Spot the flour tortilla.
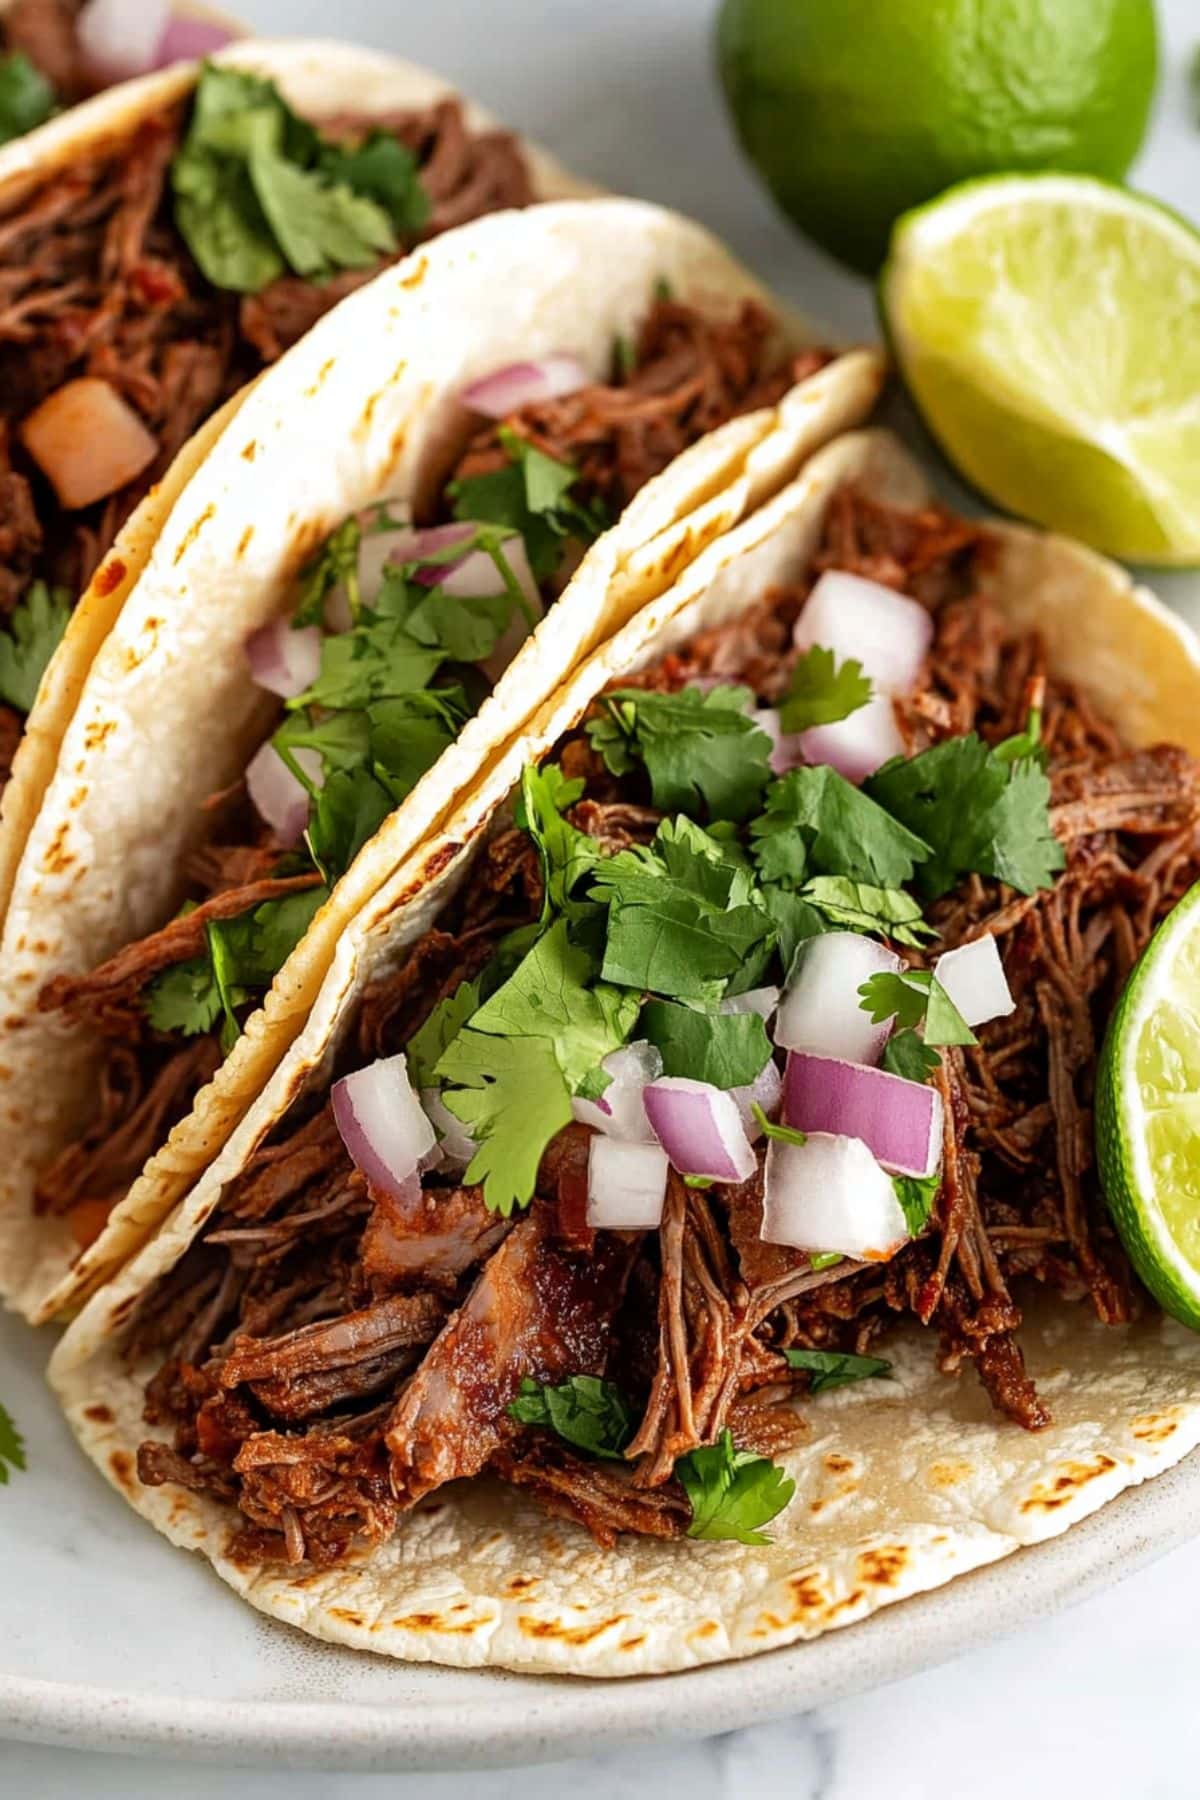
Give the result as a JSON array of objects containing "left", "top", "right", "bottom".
[
  {"left": 0, "top": 182, "right": 883, "bottom": 1322},
  {"left": 51, "top": 427, "right": 1200, "bottom": 1675}
]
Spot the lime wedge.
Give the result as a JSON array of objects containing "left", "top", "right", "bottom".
[
  {"left": 1097, "top": 884, "right": 1200, "bottom": 1328},
  {"left": 881, "top": 175, "right": 1200, "bottom": 565}
]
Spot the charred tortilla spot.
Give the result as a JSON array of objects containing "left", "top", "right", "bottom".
[
  {"left": 690, "top": 1620, "right": 720, "bottom": 1640},
  {"left": 329, "top": 1606, "right": 364, "bottom": 1627},
  {"left": 304, "top": 358, "right": 337, "bottom": 399},
  {"left": 503, "top": 1575, "right": 538, "bottom": 1596},
  {"left": 823, "top": 1453, "right": 853, "bottom": 1475},
  {"left": 927, "top": 1459, "right": 973, "bottom": 1489},
  {"left": 241, "top": 440, "right": 258, "bottom": 462},
  {"left": 83, "top": 719, "right": 115, "bottom": 752},
  {"left": 857, "top": 1545, "right": 909, "bottom": 1589},
  {"left": 83, "top": 1404, "right": 113, "bottom": 1424},
  {"left": 1019, "top": 1455, "right": 1120, "bottom": 1513},
  {"left": 173, "top": 503, "right": 215, "bottom": 566},
  {"left": 109, "top": 1449, "right": 135, "bottom": 1493},
  {"left": 620, "top": 1634, "right": 647, "bottom": 1651},
  {"left": 237, "top": 526, "right": 254, "bottom": 560},
  {"left": 398, "top": 258, "right": 427, "bottom": 290},
  {"left": 1131, "top": 1410, "right": 1180, "bottom": 1443},
  {"left": 40, "top": 821, "right": 74, "bottom": 876},
  {"left": 517, "top": 1613, "right": 628, "bottom": 1647},
  {"left": 93, "top": 557, "right": 126, "bottom": 598},
  {"left": 388, "top": 1611, "right": 486, "bottom": 1635}
]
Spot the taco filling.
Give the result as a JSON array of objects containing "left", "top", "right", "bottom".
[
  {"left": 0, "top": 54, "right": 540, "bottom": 780},
  {"left": 123, "top": 481, "right": 1200, "bottom": 1566},
  {"left": 34, "top": 297, "right": 829, "bottom": 1249}
]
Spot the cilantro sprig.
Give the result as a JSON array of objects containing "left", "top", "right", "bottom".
[
  {"left": 858, "top": 968, "right": 976, "bottom": 1048},
  {"left": 507, "top": 1376, "right": 635, "bottom": 1459},
  {"left": 0, "top": 52, "right": 56, "bottom": 147},
  {"left": 588, "top": 685, "right": 774, "bottom": 823},
  {"left": 449, "top": 428, "right": 607, "bottom": 584},
  {"left": 0, "top": 581, "right": 71, "bottom": 715},
  {"left": 779, "top": 645, "right": 871, "bottom": 733},
  {"left": 0, "top": 1403, "right": 25, "bottom": 1484},
  {"left": 676, "top": 1430, "right": 795, "bottom": 1545},
  {"left": 781, "top": 1349, "right": 892, "bottom": 1394}
]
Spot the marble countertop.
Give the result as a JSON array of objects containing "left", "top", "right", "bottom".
[{"left": 8, "top": 0, "right": 1200, "bottom": 1792}]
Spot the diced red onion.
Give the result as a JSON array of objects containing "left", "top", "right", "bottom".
[
  {"left": 586, "top": 1137, "right": 669, "bottom": 1230},
  {"left": 784, "top": 1052, "right": 942, "bottom": 1179},
  {"left": 461, "top": 355, "right": 590, "bottom": 419},
  {"left": 244, "top": 618, "right": 321, "bottom": 699},
  {"left": 719, "top": 986, "right": 780, "bottom": 1022},
  {"left": 332, "top": 1054, "right": 436, "bottom": 1201},
  {"left": 733, "top": 1056, "right": 784, "bottom": 1139},
  {"left": 643, "top": 1078, "right": 757, "bottom": 1184},
  {"left": 78, "top": 0, "right": 170, "bottom": 82},
  {"left": 572, "top": 1041, "right": 662, "bottom": 1142},
  {"left": 384, "top": 520, "right": 474, "bottom": 583},
  {"left": 794, "top": 571, "right": 933, "bottom": 696},
  {"left": 800, "top": 694, "right": 905, "bottom": 785},
  {"left": 775, "top": 933, "right": 903, "bottom": 1066},
  {"left": 761, "top": 1132, "right": 909, "bottom": 1259},
  {"left": 934, "top": 934, "right": 1015, "bottom": 1028},
  {"left": 320, "top": 506, "right": 420, "bottom": 627},
  {"left": 420, "top": 1087, "right": 477, "bottom": 1173},
  {"left": 153, "top": 12, "right": 237, "bottom": 65},
  {"left": 749, "top": 707, "right": 805, "bottom": 776},
  {"left": 245, "top": 743, "right": 323, "bottom": 848}
]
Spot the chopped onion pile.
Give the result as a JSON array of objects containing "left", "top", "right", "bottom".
[
  {"left": 244, "top": 619, "right": 321, "bottom": 699},
  {"left": 77, "top": 0, "right": 235, "bottom": 83},
  {"left": 761, "top": 1132, "right": 908, "bottom": 1259},
  {"left": 245, "top": 742, "right": 322, "bottom": 848},
  {"left": 642, "top": 1078, "right": 756, "bottom": 1184},
  {"left": 933, "top": 934, "right": 1014, "bottom": 1028},
  {"left": 572, "top": 1041, "right": 662, "bottom": 1142},
  {"left": 784, "top": 1051, "right": 942, "bottom": 1179},
  {"left": 332, "top": 1053, "right": 436, "bottom": 1201},
  {"left": 461, "top": 355, "right": 590, "bottom": 418},
  {"left": 20, "top": 378, "right": 157, "bottom": 510},
  {"left": 586, "top": 1137, "right": 670, "bottom": 1230},
  {"left": 800, "top": 693, "right": 906, "bottom": 787},
  {"left": 775, "top": 932, "right": 902, "bottom": 1065},
  {"left": 420, "top": 1087, "right": 477, "bottom": 1173},
  {"left": 794, "top": 571, "right": 933, "bottom": 695}
]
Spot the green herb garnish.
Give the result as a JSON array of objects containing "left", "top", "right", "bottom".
[{"left": 782, "top": 1349, "right": 892, "bottom": 1394}]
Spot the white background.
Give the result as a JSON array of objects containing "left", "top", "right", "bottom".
[{"left": 6, "top": 0, "right": 1200, "bottom": 1793}]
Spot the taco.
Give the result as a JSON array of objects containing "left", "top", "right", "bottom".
[
  {"left": 0, "top": 191, "right": 883, "bottom": 1320},
  {"left": 50, "top": 426, "right": 1200, "bottom": 1675},
  {"left": 0, "top": 33, "right": 594, "bottom": 914}
]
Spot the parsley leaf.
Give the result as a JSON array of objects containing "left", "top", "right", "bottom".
[
  {"left": 881, "top": 1028, "right": 941, "bottom": 1082},
  {"left": 779, "top": 645, "right": 872, "bottom": 733},
  {"left": 407, "top": 980, "right": 479, "bottom": 1091},
  {"left": 0, "top": 1403, "right": 24, "bottom": 1484},
  {"left": 507, "top": 1375, "right": 635, "bottom": 1460},
  {"left": 0, "top": 51, "right": 55, "bottom": 146},
  {"left": 440, "top": 1033, "right": 573, "bottom": 1215},
  {"left": 0, "top": 581, "right": 71, "bottom": 714},
  {"left": 800, "top": 875, "right": 936, "bottom": 948},
  {"left": 782, "top": 1349, "right": 892, "bottom": 1394},
  {"left": 750, "top": 766, "right": 931, "bottom": 889},
  {"left": 515, "top": 762, "right": 600, "bottom": 922},
  {"left": 676, "top": 1430, "right": 795, "bottom": 1545},
  {"left": 858, "top": 969, "right": 976, "bottom": 1046},
  {"left": 641, "top": 1000, "right": 771, "bottom": 1088},
  {"left": 866, "top": 733, "right": 1064, "bottom": 899},
  {"left": 588, "top": 685, "right": 773, "bottom": 823},
  {"left": 894, "top": 1171, "right": 940, "bottom": 1235}
]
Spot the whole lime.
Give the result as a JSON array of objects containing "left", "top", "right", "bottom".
[{"left": 716, "top": 0, "right": 1159, "bottom": 273}]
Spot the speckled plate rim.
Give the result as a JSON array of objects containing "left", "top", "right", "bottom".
[{"left": 2, "top": 1447, "right": 1196, "bottom": 1771}]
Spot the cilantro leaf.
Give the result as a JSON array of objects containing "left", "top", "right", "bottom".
[
  {"left": 293, "top": 618, "right": 445, "bottom": 711},
  {"left": 407, "top": 980, "right": 480, "bottom": 1092},
  {"left": 858, "top": 969, "right": 976, "bottom": 1047},
  {"left": 676, "top": 1430, "right": 795, "bottom": 1545},
  {"left": 800, "top": 876, "right": 936, "bottom": 948},
  {"left": 143, "top": 885, "right": 325, "bottom": 1045},
  {"left": 273, "top": 706, "right": 370, "bottom": 777},
  {"left": 0, "top": 581, "right": 71, "bottom": 714},
  {"left": 779, "top": 645, "right": 872, "bottom": 733},
  {"left": 507, "top": 1375, "right": 635, "bottom": 1460},
  {"left": 641, "top": 1001, "right": 771, "bottom": 1088},
  {"left": 894, "top": 1171, "right": 940, "bottom": 1235},
  {"left": 750, "top": 766, "right": 931, "bottom": 889},
  {"left": 0, "top": 1403, "right": 25, "bottom": 1484},
  {"left": 440, "top": 1033, "right": 573, "bottom": 1215},
  {"left": 865, "top": 733, "right": 1064, "bottom": 899},
  {"left": 881, "top": 1028, "right": 941, "bottom": 1082},
  {"left": 306, "top": 765, "right": 393, "bottom": 884},
  {"left": 142, "top": 955, "right": 224, "bottom": 1038},
  {"left": 516, "top": 762, "right": 600, "bottom": 922},
  {"left": 782, "top": 1349, "right": 892, "bottom": 1394},
  {"left": 588, "top": 686, "right": 773, "bottom": 823},
  {"left": 0, "top": 52, "right": 55, "bottom": 146},
  {"left": 758, "top": 885, "right": 828, "bottom": 977},
  {"left": 293, "top": 516, "right": 361, "bottom": 628},
  {"left": 368, "top": 690, "right": 467, "bottom": 801},
  {"left": 597, "top": 881, "right": 774, "bottom": 1001},
  {"left": 317, "top": 130, "right": 430, "bottom": 237},
  {"left": 248, "top": 146, "right": 395, "bottom": 280},
  {"left": 448, "top": 429, "right": 606, "bottom": 584}
]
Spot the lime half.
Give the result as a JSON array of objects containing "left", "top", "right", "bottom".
[
  {"left": 1097, "top": 884, "right": 1200, "bottom": 1328},
  {"left": 881, "top": 175, "right": 1200, "bottom": 565}
]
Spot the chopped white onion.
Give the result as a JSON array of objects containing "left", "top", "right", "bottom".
[
  {"left": 794, "top": 570, "right": 933, "bottom": 695},
  {"left": 321, "top": 505, "right": 421, "bottom": 626},
  {"left": 332, "top": 1053, "right": 436, "bottom": 1201},
  {"left": 245, "top": 743, "right": 323, "bottom": 848},
  {"left": 784, "top": 1052, "right": 943, "bottom": 1179},
  {"left": 719, "top": 985, "right": 781, "bottom": 1023},
  {"left": 384, "top": 520, "right": 474, "bottom": 588},
  {"left": 78, "top": 0, "right": 170, "bottom": 82},
  {"left": 20, "top": 378, "right": 157, "bottom": 510},
  {"left": 749, "top": 707, "right": 804, "bottom": 776},
  {"left": 153, "top": 13, "right": 237, "bottom": 64},
  {"left": 643, "top": 1078, "right": 757, "bottom": 1184},
  {"left": 800, "top": 693, "right": 905, "bottom": 785},
  {"left": 244, "top": 618, "right": 321, "bottom": 699},
  {"left": 586, "top": 1136, "right": 670, "bottom": 1230},
  {"left": 420, "top": 1087, "right": 477, "bottom": 1173},
  {"left": 761, "top": 1132, "right": 909, "bottom": 1259},
  {"left": 733, "top": 1056, "right": 784, "bottom": 1139},
  {"left": 775, "top": 933, "right": 903, "bottom": 1066},
  {"left": 572, "top": 1041, "right": 662, "bottom": 1142},
  {"left": 461, "top": 355, "right": 590, "bottom": 419},
  {"left": 933, "top": 934, "right": 1015, "bottom": 1028}
]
